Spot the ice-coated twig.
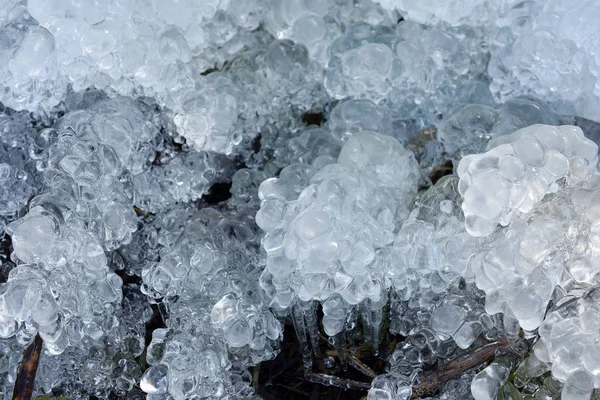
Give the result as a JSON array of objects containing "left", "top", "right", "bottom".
[
  {"left": 411, "top": 338, "right": 509, "bottom": 399},
  {"left": 305, "top": 372, "right": 372, "bottom": 390},
  {"left": 330, "top": 333, "right": 349, "bottom": 371},
  {"left": 347, "top": 353, "right": 378, "bottom": 379},
  {"left": 12, "top": 334, "right": 43, "bottom": 400}
]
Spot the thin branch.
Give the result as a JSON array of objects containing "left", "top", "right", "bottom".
[
  {"left": 411, "top": 338, "right": 508, "bottom": 399},
  {"left": 12, "top": 334, "right": 43, "bottom": 400},
  {"left": 347, "top": 352, "right": 378, "bottom": 379},
  {"left": 305, "top": 372, "right": 371, "bottom": 391}
]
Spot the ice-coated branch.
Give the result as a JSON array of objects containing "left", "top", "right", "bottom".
[{"left": 411, "top": 338, "right": 508, "bottom": 399}]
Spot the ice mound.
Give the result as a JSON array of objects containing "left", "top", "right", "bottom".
[
  {"left": 0, "top": 6, "right": 63, "bottom": 112},
  {"left": 2, "top": 1, "right": 600, "bottom": 399},
  {"left": 33, "top": 289, "right": 151, "bottom": 398},
  {"left": 437, "top": 97, "right": 562, "bottom": 161},
  {"left": 0, "top": 108, "right": 41, "bottom": 232},
  {"left": 264, "top": 0, "right": 395, "bottom": 65},
  {"left": 535, "top": 289, "right": 600, "bottom": 399},
  {"left": 257, "top": 132, "right": 420, "bottom": 322},
  {"left": 0, "top": 97, "right": 159, "bottom": 354},
  {"left": 374, "top": 0, "right": 510, "bottom": 26},
  {"left": 458, "top": 124, "right": 598, "bottom": 237},
  {"left": 141, "top": 206, "right": 282, "bottom": 392},
  {"left": 488, "top": 0, "right": 600, "bottom": 121}
]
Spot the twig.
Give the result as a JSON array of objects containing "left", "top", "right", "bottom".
[
  {"left": 347, "top": 352, "right": 377, "bottom": 379},
  {"left": 411, "top": 338, "right": 508, "bottom": 399},
  {"left": 305, "top": 372, "right": 371, "bottom": 391},
  {"left": 12, "top": 334, "right": 43, "bottom": 400}
]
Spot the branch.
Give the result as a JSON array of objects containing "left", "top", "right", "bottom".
[
  {"left": 411, "top": 338, "right": 508, "bottom": 399},
  {"left": 12, "top": 334, "right": 43, "bottom": 400}
]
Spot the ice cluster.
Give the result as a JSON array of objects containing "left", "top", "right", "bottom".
[
  {"left": 1, "top": 97, "right": 159, "bottom": 355},
  {"left": 140, "top": 206, "right": 281, "bottom": 399},
  {"left": 458, "top": 124, "right": 598, "bottom": 237},
  {"left": 488, "top": 0, "right": 600, "bottom": 120},
  {"left": 0, "top": 108, "right": 40, "bottom": 232},
  {"left": 257, "top": 132, "right": 419, "bottom": 328},
  {"left": 34, "top": 288, "right": 151, "bottom": 398},
  {"left": 2, "top": 0, "right": 600, "bottom": 400}
]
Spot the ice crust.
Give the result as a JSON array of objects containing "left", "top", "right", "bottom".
[{"left": 0, "top": 1, "right": 600, "bottom": 400}]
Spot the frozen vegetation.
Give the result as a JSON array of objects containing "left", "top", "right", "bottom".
[{"left": 1, "top": 1, "right": 600, "bottom": 400}]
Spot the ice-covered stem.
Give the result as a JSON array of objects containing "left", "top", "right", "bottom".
[
  {"left": 411, "top": 338, "right": 508, "bottom": 399},
  {"left": 300, "top": 300, "right": 322, "bottom": 358},
  {"left": 12, "top": 334, "right": 43, "bottom": 400},
  {"left": 330, "top": 332, "right": 349, "bottom": 371},
  {"left": 291, "top": 302, "right": 312, "bottom": 370},
  {"left": 305, "top": 372, "right": 371, "bottom": 390}
]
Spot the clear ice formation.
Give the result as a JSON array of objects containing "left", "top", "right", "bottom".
[
  {"left": 488, "top": 0, "right": 600, "bottom": 121},
  {"left": 535, "top": 289, "right": 600, "bottom": 399},
  {"left": 140, "top": 206, "right": 282, "bottom": 398},
  {"left": 0, "top": 108, "right": 41, "bottom": 232},
  {"left": 33, "top": 289, "right": 151, "bottom": 398},
  {"left": 256, "top": 132, "right": 420, "bottom": 334},
  {"left": 2, "top": 1, "right": 600, "bottom": 399},
  {"left": 458, "top": 124, "right": 598, "bottom": 237},
  {"left": 1, "top": 97, "right": 158, "bottom": 354}
]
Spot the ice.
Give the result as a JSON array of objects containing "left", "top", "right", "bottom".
[
  {"left": 431, "top": 305, "right": 468, "bottom": 334},
  {"left": 458, "top": 124, "right": 598, "bottom": 237},
  {"left": 257, "top": 132, "right": 419, "bottom": 313},
  {"left": 139, "top": 205, "right": 281, "bottom": 398},
  {"left": 374, "top": 0, "right": 509, "bottom": 26},
  {"left": 488, "top": 0, "right": 600, "bottom": 121},
  {"left": 0, "top": 96, "right": 160, "bottom": 354},
  {"left": 0, "top": 1, "right": 600, "bottom": 399},
  {"left": 141, "top": 363, "right": 169, "bottom": 395},
  {"left": 471, "top": 363, "right": 510, "bottom": 400},
  {"left": 532, "top": 288, "right": 600, "bottom": 396},
  {"left": 368, "top": 373, "right": 412, "bottom": 400}
]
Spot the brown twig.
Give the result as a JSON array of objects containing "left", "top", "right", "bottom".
[
  {"left": 411, "top": 338, "right": 508, "bottom": 399},
  {"left": 12, "top": 334, "right": 43, "bottom": 400}
]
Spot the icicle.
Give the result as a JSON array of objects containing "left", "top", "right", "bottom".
[
  {"left": 361, "top": 298, "right": 385, "bottom": 355},
  {"left": 330, "top": 332, "right": 348, "bottom": 371},
  {"left": 300, "top": 300, "right": 321, "bottom": 358},
  {"left": 345, "top": 305, "right": 359, "bottom": 347},
  {"left": 369, "top": 306, "right": 383, "bottom": 356},
  {"left": 292, "top": 302, "right": 312, "bottom": 370}
]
